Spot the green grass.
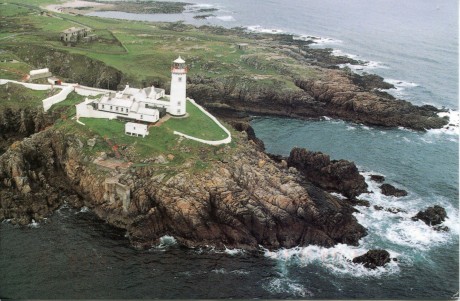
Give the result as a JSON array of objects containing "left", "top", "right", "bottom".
[
  {"left": 0, "top": 82, "right": 57, "bottom": 109},
  {"left": 48, "top": 91, "right": 86, "bottom": 117},
  {"left": 165, "top": 101, "right": 228, "bottom": 141}
]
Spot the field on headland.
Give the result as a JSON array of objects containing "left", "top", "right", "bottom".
[{"left": 0, "top": 1, "right": 314, "bottom": 89}]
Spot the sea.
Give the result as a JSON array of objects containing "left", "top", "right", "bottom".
[{"left": 1, "top": 0, "right": 458, "bottom": 299}]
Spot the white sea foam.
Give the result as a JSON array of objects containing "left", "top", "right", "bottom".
[
  {"left": 224, "top": 246, "right": 245, "bottom": 255},
  {"left": 153, "top": 235, "right": 178, "bottom": 250},
  {"left": 264, "top": 244, "right": 400, "bottom": 277},
  {"left": 263, "top": 276, "right": 313, "bottom": 297},
  {"left": 339, "top": 60, "right": 389, "bottom": 72},
  {"left": 346, "top": 125, "right": 356, "bottom": 131},
  {"left": 246, "top": 25, "right": 284, "bottom": 34},
  {"left": 211, "top": 268, "right": 250, "bottom": 275},
  {"left": 28, "top": 219, "right": 39, "bottom": 228},
  {"left": 212, "top": 15, "right": 235, "bottom": 22},
  {"left": 294, "top": 34, "right": 342, "bottom": 45},
  {"left": 427, "top": 109, "right": 460, "bottom": 136}
]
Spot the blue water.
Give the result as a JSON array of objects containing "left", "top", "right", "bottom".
[{"left": 1, "top": 0, "right": 459, "bottom": 299}]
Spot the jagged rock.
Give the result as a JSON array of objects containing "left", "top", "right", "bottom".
[
  {"left": 0, "top": 128, "right": 367, "bottom": 250},
  {"left": 380, "top": 183, "right": 408, "bottom": 197},
  {"left": 155, "top": 155, "right": 168, "bottom": 164},
  {"left": 374, "top": 205, "right": 406, "bottom": 214},
  {"left": 347, "top": 198, "right": 370, "bottom": 207},
  {"left": 229, "top": 120, "right": 265, "bottom": 151},
  {"left": 352, "top": 249, "right": 392, "bottom": 269},
  {"left": 287, "top": 147, "right": 367, "bottom": 198},
  {"left": 370, "top": 174, "right": 385, "bottom": 183},
  {"left": 412, "top": 205, "right": 447, "bottom": 226},
  {"left": 87, "top": 138, "right": 96, "bottom": 148}
]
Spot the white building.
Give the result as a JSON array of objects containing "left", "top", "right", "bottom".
[
  {"left": 125, "top": 122, "right": 149, "bottom": 137},
  {"left": 76, "top": 57, "right": 188, "bottom": 126},
  {"left": 169, "top": 56, "right": 187, "bottom": 116}
]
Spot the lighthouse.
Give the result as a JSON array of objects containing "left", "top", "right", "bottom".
[{"left": 169, "top": 56, "right": 187, "bottom": 116}]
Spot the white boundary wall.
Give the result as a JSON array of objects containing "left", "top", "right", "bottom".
[
  {"left": 173, "top": 99, "right": 232, "bottom": 146},
  {"left": 42, "top": 85, "right": 74, "bottom": 111}
]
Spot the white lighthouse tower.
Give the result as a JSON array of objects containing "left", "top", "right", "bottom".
[{"left": 169, "top": 56, "right": 187, "bottom": 116}]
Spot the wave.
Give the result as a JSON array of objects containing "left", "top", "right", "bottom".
[
  {"left": 151, "top": 235, "right": 178, "bottom": 250},
  {"left": 211, "top": 15, "right": 236, "bottom": 22},
  {"left": 211, "top": 268, "right": 250, "bottom": 275},
  {"left": 28, "top": 219, "right": 40, "bottom": 228},
  {"left": 263, "top": 276, "right": 313, "bottom": 298},
  {"left": 427, "top": 110, "right": 460, "bottom": 136},
  {"left": 264, "top": 244, "right": 400, "bottom": 278},
  {"left": 294, "top": 34, "right": 342, "bottom": 45},
  {"left": 263, "top": 170, "right": 457, "bottom": 277},
  {"left": 246, "top": 25, "right": 284, "bottom": 34}
]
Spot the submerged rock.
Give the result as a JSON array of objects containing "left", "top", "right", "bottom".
[
  {"left": 379, "top": 183, "right": 408, "bottom": 197},
  {"left": 352, "top": 249, "right": 391, "bottom": 269},
  {"left": 412, "top": 205, "right": 447, "bottom": 226}
]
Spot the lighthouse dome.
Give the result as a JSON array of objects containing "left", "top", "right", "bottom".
[{"left": 174, "top": 56, "right": 185, "bottom": 64}]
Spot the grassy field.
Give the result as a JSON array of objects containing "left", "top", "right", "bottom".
[
  {"left": 0, "top": 82, "right": 58, "bottom": 109},
  {"left": 0, "top": 1, "right": 317, "bottom": 88}
]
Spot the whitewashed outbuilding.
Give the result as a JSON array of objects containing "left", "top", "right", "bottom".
[{"left": 125, "top": 122, "right": 149, "bottom": 137}]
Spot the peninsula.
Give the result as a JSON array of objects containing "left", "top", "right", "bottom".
[{"left": 0, "top": 1, "right": 450, "bottom": 252}]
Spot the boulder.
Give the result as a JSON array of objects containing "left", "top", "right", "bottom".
[
  {"left": 412, "top": 205, "right": 447, "bottom": 226},
  {"left": 352, "top": 249, "right": 391, "bottom": 269},
  {"left": 370, "top": 174, "right": 385, "bottom": 183},
  {"left": 380, "top": 183, "right": 407, "bottom": 197}
]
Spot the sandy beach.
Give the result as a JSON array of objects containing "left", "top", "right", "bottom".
[{"left": 44, "top": 0, "right": 113, "bottom": 14}]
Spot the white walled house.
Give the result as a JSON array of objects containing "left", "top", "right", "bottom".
[
  {"left": 76, "top": 57, "right": 189, "bottom": 136},
  {"left": 125, "top": 122, "right": 149, "bottom": 137}
]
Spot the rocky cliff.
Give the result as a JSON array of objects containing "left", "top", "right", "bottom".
[
  {"left": 188, "top": 68, "right": 447, "bottom": 131},
  {"left": 0, "top": 127, "right": 366, "bottom": 250}
]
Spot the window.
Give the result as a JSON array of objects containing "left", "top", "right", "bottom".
[
  {"left": 102, "top": 105, "right": 105, "bottom": 109},
  {"left": 140, "top": 115, "right": 143, "bottom": 119},
  {"left": 178, "top": 77, "right": 182, "bottom": 82},
  {"left": 178, "top": 101, "right": 181, "bottom": 106},
  {"left": 110, "top": 106, "right": 113, "bottom": 110},
  {"left": 177, "top": 109, "right": 180, "bottom": 114},
  {"left": 116, "top": 107, "right": 118, "bottom": 111}
]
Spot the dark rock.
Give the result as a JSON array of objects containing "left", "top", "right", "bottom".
[
  {"left": 287, "top": 147, "right": 368, "bottom": 198},
  {"left": 380, "top": 183, "right": 408, "bottom": 197},
  {"left": 374, "top": 205, "right": 384, "bottom": 211},
  {"left": 229, "top": 120, "right": 265, "bottom": 151},
  {"left": 370, "top": 174, "right": 385, "bottom": 183},
  {"left": 348, "top": 198, "right": 370, "bottom": 207},
  {"left": 412, "top": 205, "right": 447, "bottom": 226},
  {"left": 433, "top": 225, "right": 449, "bottom": 232},
  {"left": 352, "top": 249, "right": 392, "bottom": 269}
]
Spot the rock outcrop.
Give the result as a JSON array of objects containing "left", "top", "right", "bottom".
[
  {"left": 352, "top": 249, "right": 392, "bottom": 269},
  {"left": 0, "top": 128, "right": 367, "bottom": 250},
  {"left": 287, "top": 147, "right": 367, "bottom": 199},
  {"left": 188, "top": 67, "right": 447, "bottom": 131},
  {"left": 380, "top": 183, "right": 408, "bottom": 197},
  {"left": 412, "top": 205, "right": 447, "bottom": 226}
]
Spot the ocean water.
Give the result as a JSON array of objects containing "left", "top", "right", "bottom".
[{"left": 1, "top": 0, "right": 459, "bottom": 299}]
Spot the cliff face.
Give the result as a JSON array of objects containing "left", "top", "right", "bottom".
[
  {"left": 0, "top": 128, "right": 366, "bottom": 250},
  {"left": 0, "top": 106, "right": 53, "bottom": 155},
  {"left": 11, "top": 45, "right": 124, "bottom": 90}
]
